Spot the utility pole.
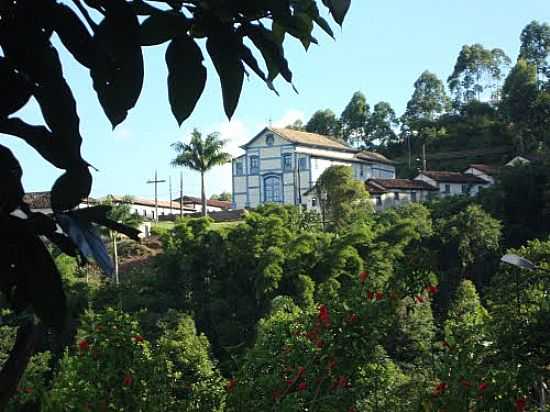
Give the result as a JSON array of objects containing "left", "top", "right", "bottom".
[
  {"left": 422, "top": 143, "right": 427, "bottom": 171},
  {"left": 146, "top": 170, "right": 166, "bottom": 222},
  {"left": 169, "top": 176, "right": 173, "bottom": 217},
  {"left": 179, "top": 171, "right": 183, "bottom": 217}
]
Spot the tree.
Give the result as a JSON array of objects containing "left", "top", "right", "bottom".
[
  {"left": 340, "top": 91, "right": 369, "bottom": 144},
  {"left": 285, "top": 119, "right": 305, "bottom": 131},
  {"left": 171, "top": 129, "right": 231, "bottom": 217},
  {"left": 447, "top": 44, "right": 511, "bottom": 106},
  {"left": 519, "top": 21, "right": 550, "bottom": 80},
  {"left": 401, "top": 71, "right": 450, "bottom": 155},
  {"left": 210, "top": 192, "right": 232, "bottom": 202},
  {"left": 315, "top": 165, "right": 371, "bottom": 231},
  {"left": 0, "top": 0, "right": 351, "bottom": 402},
  {"left": 102, "top": 196, "right": 143, "bottom": 285},
  {"left": 305, "top": 109, "right": 341, "bottom": 137},
  {"left": 500, "top": 59, "right": 540, "bottom": 153},
  {"left": 364, "top": 101, "right": 399, "bottom": 149}
]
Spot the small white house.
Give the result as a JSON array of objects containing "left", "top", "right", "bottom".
[
  {"left": 415, "top": 171, "right": 490, "bottom": 197},
  {"left": 366, "top": 179, "right": 439, "bottom": 211},
  {"left": 232, "top": 127, "right": 395, "bottom": 209},
  {"left": 173, "top": 195, "right": 232, "bottom": 213},
  {"left": 107, "top": 196, "right": 195, "bottom": 220},
  {"left": 505, "top": 154, "right": 542, "bottom": 167},
  {"left": 24, "top": 191, "right": 96, "bottom": 214},
  {"left": 463, "top": 164, "right": 498, "bottom": 185}
]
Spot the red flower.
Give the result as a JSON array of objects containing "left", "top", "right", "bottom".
[
  {"left": 359, "top": 271, "right": 369, "bottom": 284},
  {"left": 336, "top": 375, "right": 349, "bottom": 389},
  {"left": 432, "top": 382, "right": 448, "bottom": 397},
  {"left": 346, "top": 313, "right": 358, "bottom": 324},
  {"left": 225, "top": 378, "right": 237, "bottom": 392},
  {"left": 23, "top": 387, "right": 32, "bottom": 394},
  {"left": 426, "top": 285, "right": 439, "bottom": 295},
  {"left": 460, "top": 378, "right": 472, "bottom": 389},
  {"left": 375, "top": 292, "right": 384, "bottom": 301},
  {"left": 122, "top": 374, "right": 133, "bottom": 386},
  {"left": 297, "top": 382, "right": 307, "bottom": 391},
  {"left": 318, "top": 304, "right": 330, "bottom": 327},
  {"left": 479, "top": 382, "right": 489, "bottom": 392},
  {"left": 79, "top": 339, "right": 90, "bottom": 351},
  {"left": 415, "top": 295, "right": 425, "bottom": 303},
  {"left": 133, "top": 335, "right": 145, "bottom": 343},
  {"left": 367, "top": 291, "right": 374, "bottom": 300},
  {"left": 515, "top": 398, "right": 527, "bottom": 411}
]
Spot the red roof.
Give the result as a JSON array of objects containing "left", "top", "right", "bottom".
[
  {"left": 418, "top": 171, "right": 488, "bottom": 184},
  {"left": 109, "top": 196, "right": 195, "bottom": 211},
  {"left": 175, "top": 196, "right": 232, "bottom": 209},
  {"left": 367, "top": 179, "right": 438, "bottom": 192},
  {"left": 467, "top": 164, "right": 498, "bottom": 176}
]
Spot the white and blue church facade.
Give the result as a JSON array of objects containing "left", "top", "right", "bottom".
[{"left": 232, "top": 127, "right": 396, "bottom": 209}]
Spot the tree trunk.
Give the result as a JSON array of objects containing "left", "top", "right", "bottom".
[
  {"left": 201, "top": 171, "right": 207, "bottom": 217},
  {"left": 112, "top": 231, "right": 119, "bottom": 285}
]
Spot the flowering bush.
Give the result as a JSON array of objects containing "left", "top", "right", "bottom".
[{"left": 44, "top": 308, "right": 174, "bottom": 411}]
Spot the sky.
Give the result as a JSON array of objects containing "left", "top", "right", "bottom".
[{"left": 3, "top": 0, "right": 549, "bottom": 201}]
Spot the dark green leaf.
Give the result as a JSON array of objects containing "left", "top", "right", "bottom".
[
  {"left": 241, "top": 45, "right": 279, "bottom": 95},
  {"left": 206, "top": 26, "right": 244, "bottom": 119},
  {"left": 166, "top": 35, "right": 207, "bottom": 125},
  {"left": 315, "top": 15, "right": 335, "bottom": 39},
  {"left": 91, "top": 0, "right": 144, "bottom": 127},
  {"left": 140, "top": 11, "right": 189, "bottom": 46},
  {"left": 246, "top": 25, "right": 293, "bottom": 83},
  {"left": 322, "top": 0, "right": 351, "bottom": 26},
  {"left": 51, "top": 3, "right": 95, "bottom": 68},
  {"left": 0, "top": 57, "right": 32, "bottom": 118}
]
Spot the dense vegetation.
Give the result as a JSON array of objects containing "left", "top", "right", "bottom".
[
  {"left": 299, "top": 21, "right": 549, "bottom": 175},
  {"left": 2, "top": 160, "right": 549, "bottom": 410}
]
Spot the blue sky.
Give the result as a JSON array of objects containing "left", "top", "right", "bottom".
[{"left": 3, "top": 0, "right": 549, "bottom": 200}]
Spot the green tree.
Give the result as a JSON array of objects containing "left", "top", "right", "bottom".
[
  {"left": 315, "top": 165, "right": 371, "bottom": 231},
  {"left": 364, "top": 101, "right": 399, "bottom": 149},
  {"left": 285, "top": 119, "right": 305, "bottom": 131},
  {"left": 340, "top": 91, "right": 369, "bottom": 144},
  {"left": 519, "top": 21, "right": 550, "bottom": 80},
  {"left": 210, "top": 192, "right": 232, "bottom": 202},
  {"left": 305, "top": 109, "right": 341, "bottom": 137},
  {"left": 171, "top": 129, "right": 231, "bottom": 217},
  {"left": 500, "top": 59, "right": 540, "bottom": 153},
  {"left": 448, "top": 44, "right": 511, "bottom": 105}
]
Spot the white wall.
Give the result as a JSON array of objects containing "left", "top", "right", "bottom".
[{"left": 464, "top": 168, "right": 494, "bottom": 185}]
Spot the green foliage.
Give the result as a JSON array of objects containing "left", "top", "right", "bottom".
[
  {"left": 315, "top": 165, "right": 372, "bottom": 231},
  {"left": 305, "top": 109, "right": 341, "bottom": 136},
  {"left": 46, "top": 308, "right": 173, "bottom": 411},
  {"left": 340, "top": 91, "right": 369, "bottom": 143},
  {"left": 519, "top": 20, "right": 550, "bottom": 78}
]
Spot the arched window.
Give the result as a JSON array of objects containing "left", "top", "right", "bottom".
[{"left": 264, "top": 175, "right": 281, "bottom": 203}]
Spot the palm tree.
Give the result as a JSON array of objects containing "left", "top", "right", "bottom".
[{"left": 171, "top": 129, "right": 231, "bottom": 217}]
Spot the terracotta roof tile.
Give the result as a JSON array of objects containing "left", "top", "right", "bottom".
[
  {"left": 174, "top": 196, "right": 232, "bottom": 209},
  {"left": 368, "top": 179, "right": 438, "bottom": 191},
  {"left": 468, "top": 164, "right": 498, "bottom": 175},
  {"left": 270, "top": 128, "right": 353, "bottom": 151},
  {"left": 419, "top": 171, "right": 488, "bottom": 184}
]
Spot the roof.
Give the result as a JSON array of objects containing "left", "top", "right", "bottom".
[
  {"left": 24, "top": 192, "right": 97, "bottom": 210},
  {"left": 367, "top": 179, "right": 438, "bottom": 192},
  {"left": 365, "top": 181, "right": 387, "bottom": 194},
  {"left": 467, "top": 164, "right": 498, "bottom": 176},
  {"left": 109, "top": 196, "right": 194, "bottom": 211},
  {"left": 418, "top": 171, "right": 489, "bottom": 184},
  {"left": 242, "top": 127, "right": 354, "bottom": 152},
  {"left": 355, "top": 151, "right": 394, "bottom": 165},
  {"left": 174, "top": 196, "right": 232, "bottom": 209}
]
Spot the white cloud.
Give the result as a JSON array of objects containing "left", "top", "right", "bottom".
[
  {"left": 272, "top": 110, "right": 305, "bottom": 128},
  {"left": 218, "top": 118, "right": 249, "bottom": 157}
]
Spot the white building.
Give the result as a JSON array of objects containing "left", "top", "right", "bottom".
[
  {"left": 232, "top": 127, "right": 395, "bottom": 209},
  {"left": 463, "top": 164, "right": 498, "bottom": 185},
  {"left": 505, "top": 154, "right": 542, "bottom": 167},
  {"left": 366, "top": 179, "right": 439, "bottom": 211},
  {"left": 173, "top": 195, "right": 232, "bottom": 213},
  {"left": 107, "top": 196, "right": 195, "bottom": 220},
  {"left": 415, "top": 171, "right": 491, "bottom": 197}
]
